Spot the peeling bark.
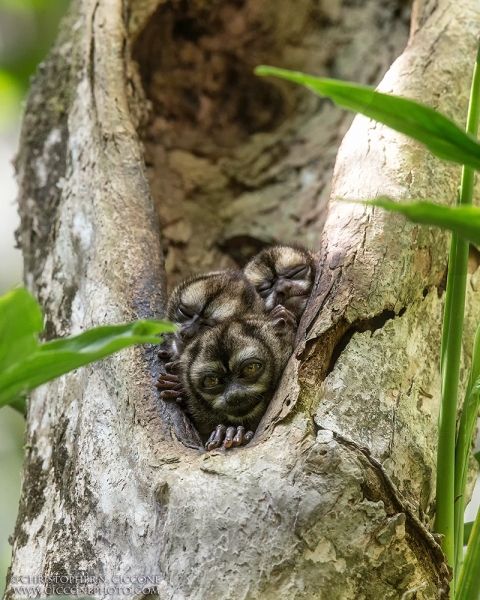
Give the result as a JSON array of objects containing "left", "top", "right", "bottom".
[{"left": 7, "top": 0, "right": 480, "bottom": 599}]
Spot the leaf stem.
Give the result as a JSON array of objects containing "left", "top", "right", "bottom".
[
  {"left": 454, "top": 327, "right": 480, "bottom": 579},
  {"left": 435, "top": 38, "right": 480, "bottom": 592},
  {"left": 456, "top": 506, "right": 480, "bottom": 600}
]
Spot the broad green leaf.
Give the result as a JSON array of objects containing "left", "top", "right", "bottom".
[
  {"left": 0, "top": 287, "right": 43, "bottom": 371},
  {"left": 8, "top": 397, "right": 27, "bottom": 415},
  {"left": 353, "top": 197, "right": 480, "bottom": 246},
  {"left": 0, "top": 287, "right": 176, "bottom": 409},
  {"left": 255, "top": 66, "right": 480, "bottom": 171}
]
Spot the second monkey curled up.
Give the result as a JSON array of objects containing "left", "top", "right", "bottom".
[{"left": 156, "top": 244, "right": 316, "bottom": 451}]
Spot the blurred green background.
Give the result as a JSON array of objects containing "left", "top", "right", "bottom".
[{"left": 0, "top": 0, "right": 68, "bottom": 595}]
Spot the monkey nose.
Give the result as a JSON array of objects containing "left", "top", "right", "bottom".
[
  {"left": 223, "top": 384, "right": 249, "bottom": 406},
  {"left": 275, "top": 278, "right": 291, "bottom": 294}
]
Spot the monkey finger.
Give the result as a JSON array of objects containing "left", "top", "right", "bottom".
[
  {"left": 156, "top": 379, "right": 182, "bottom": 390},
  {"left": 242, "top": 430, "right": 254, "bottom": 446},
  {"left": 205, "top": 431, "right": 216, "bottom": 450},
  {"left": 284, "top": 312, "right": 297, "bottom": 329},
  {"left": 159, "top": 373, "right": 181, "bottom": 383},
  {"left": 223, "top": 426, "right": 236, "bottom": 449},
  {"left": 160, "top": 390, "right": 182, "bottom": 399},
  {"left": 269, "top": 304, "right": 283, "bottom": 318},
  {"left": 156, "top": 381, "right": 181, "bottom": 390},
  {"left": 270, "top": 304, "right": 296, "bottom": 328},
  {"left": 156, "top": 374, "right": 181, "bottom": 387},
  {"left": 159, "top": 383, "right": 182, "bottom": 392},
  {"left": 231, "top": 426, "right": 245, "bottom": 447},
  {"left": 157, "top": 349, "right": 172, "bottom": 360},
  {"left": 165, "top": 361, "right": 181, "bottom": 373},
  {"left": 206, "top": 424, "right": 227, "bottom": 451}
]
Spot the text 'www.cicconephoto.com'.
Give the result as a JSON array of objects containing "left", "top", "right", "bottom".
[{"left": 9, "top": 573, "right": 163, "bottom": 598}]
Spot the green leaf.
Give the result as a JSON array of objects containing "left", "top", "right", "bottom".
[
  {"left": 0, "top": 287, "right": 43, "bottom": 371},
  {"left": 464, "top": 521, "right": 474, "bottom": 546},
  {"left": 0, "top": 69, "right": 22, "bottom": 133},
  {"left": 352, "top": 197, "right": 480, "bottom": 247},
  {"left": 455, "top": 326, "right": 480, "bottom": 579},
  {"left": 9, "top": 397, "right": 27, "bottom": 416},
  {"left": 457, "top": 505, "right": 480, "bottom": 599},
  {"left": 255, "top": 66, "right": 480, "bottom": 171},
  {"left": 0, "top": 287, "right": 176, "bottom": 409}
]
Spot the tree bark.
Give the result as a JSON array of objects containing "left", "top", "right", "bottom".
[{"left": 7, "top": 0, "right": 480, "bottom": 599}]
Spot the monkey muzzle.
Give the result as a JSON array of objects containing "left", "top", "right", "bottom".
[
  {"left": 219, "top": 384, "right": 265, "bottom": 417},
  {"left": 180, "top": 317, "right": 200, "bottom": 340}
]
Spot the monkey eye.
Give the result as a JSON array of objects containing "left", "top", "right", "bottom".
[
  {"left": 240, "top": 361, "right": 263, "bottom": 378},
  {"left": 202, "top": 375, "right": 222, "bottom": 389},
  {"left": 285, "top": 265, "right": 308, "bottom": 279},
  {"left": 178, "top": 304, "right": 194, "bottom": 319},
  {"left": 257, "top": 281, "right": 273, "bottom": 293},
  {"left": 257, "top": 282, "right": 273, "bottom": 298}
]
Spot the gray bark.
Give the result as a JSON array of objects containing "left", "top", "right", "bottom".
[{"left": 6, "top": 0, "right": 480, "bottom": 599}]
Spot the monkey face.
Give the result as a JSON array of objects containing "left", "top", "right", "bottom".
[
  {"left": 167, "top": 269, "right": 266, "bottom": 341},
  {"left": 181, "top": 312, "right": 295, "bottom": 437},
  {"left": 244, "top": 245, "right": 316, "bottom": 320},
  {"left": 187, "top": 324, "right": 277, "bottom": 423},
  {"left": 193, "top": 354, "right": 269, "bottom": 421}
]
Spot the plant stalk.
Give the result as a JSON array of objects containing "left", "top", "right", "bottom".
[
  {"left": 456, "top": 505, "right": 480, "bottom": 600},
  {"left": 435, "top": 39, "right": 480, "bottom": 592},
  {"left": 454, "top": 326, "right": 480, "bottom": 579}
]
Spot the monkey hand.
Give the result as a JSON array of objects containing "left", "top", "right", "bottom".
[
  {"left": 269, "top": 304, "right": 297, "bottom": 329},
  {"left": 205, "top": 424, "right": 254, "bottom": 451},
  {"left": 156, "top": 373, "right": 187, "bottom": 405}
]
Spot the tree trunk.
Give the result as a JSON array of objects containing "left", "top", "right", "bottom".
[{"left": 7, "top": 0, "right": 480, "bottom": 598}]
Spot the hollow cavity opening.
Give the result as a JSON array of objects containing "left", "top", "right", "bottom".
[{"left": 132, "top": 0, "right": 412, "bottom": 289}]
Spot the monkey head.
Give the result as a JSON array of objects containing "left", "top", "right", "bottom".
[
  {"left": 180, "top": 308, "right": 295, "bottom": 441},
  {"left": 244, "top": 244, "right": 316, "bottom": 321},
  {"left": 165, "top": 269, "right": 266, "bottom": 353}
]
